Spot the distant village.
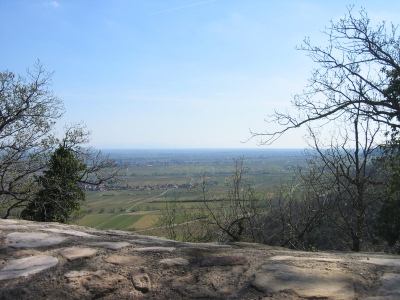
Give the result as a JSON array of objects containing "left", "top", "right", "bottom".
[
  {"left": 119, "top": 159, "right": 205, "bottom": 167},
  {"left": 82, "top": 180, "right": 219, "bottom": 192},
  {"left": 81, "top": 156, "right": 305, "bottom": 192}
]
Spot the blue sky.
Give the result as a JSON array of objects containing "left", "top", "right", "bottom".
[{"left": 1, "top": 1, "right": 399, "bottom": 148}]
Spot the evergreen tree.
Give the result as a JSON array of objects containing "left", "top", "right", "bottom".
[{"left": 21, "top": 146, "right": 86, "bottom": 223}]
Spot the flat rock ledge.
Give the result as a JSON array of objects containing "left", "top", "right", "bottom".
[
  {"left": 252, "top": 264, "right": 354, "bottom": 299},
  {"left": 1, "top": 219, "right": 400, "bottom": 299},
  {"left": 0, "top": 255, "right": 58, "bottom": 280},
  {"left": 60, "top": 247, "right": 98, "bottom": 261}
]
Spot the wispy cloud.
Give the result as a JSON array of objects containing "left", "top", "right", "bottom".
[
  {"left": 148, "top": 0, "right": 216, "bottom": 16},
  {"left": 45, "top": 1, "right": 60, "bottom": 8}
]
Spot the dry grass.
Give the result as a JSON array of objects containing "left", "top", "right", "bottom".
[{"left": 129, "top": 215, "right": 159, "bottom": 229}]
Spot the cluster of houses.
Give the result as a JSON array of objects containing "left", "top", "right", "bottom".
[
  {"left": 283, "top": 164, "right": 309, "bottom": 171},
  {"left": 82, "top": 181, "right": 219, "bottom": 192},
  {"left": 82, "top": 184, "right": 107, "bottom": 191},
  {"left": 122, "top": 159, "right": 202, "bottom": 167}
]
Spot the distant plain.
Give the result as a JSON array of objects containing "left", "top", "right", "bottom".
[{"left": 75, "top": 149, "right": 308, "bottom": 232}]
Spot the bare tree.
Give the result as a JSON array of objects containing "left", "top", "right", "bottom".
[
  {"left": 263, "top": 111, "right": 385, "bottom": 251},
  {"left": 265, "top": 175, "right": 329, "bottom": 250},
  {"left": 60, "top": 123, "right": 121, "bottom": 187},
  {"left": 0, "top": 62, "right": 63, "bottom": 218},
  {"left": 303, "top": 111, "right": 385, "bottom": 251},
  {"left": 157, "top": 194, "right": 215, "bottom": 243},
  {"left": 245, "top": 6, "right": 398, "bottom": 251},
  {"left": 0, "top": 63, "right": 122, "bottom": 219},
  {"left": 250, "top": 7, "right": 400, "bottom": 145},
  {"left": 201, "top": 158, "right": 269, "bottom": 243},
  {"left": 157, "top": 158, "right": 269, "bottom": 243}
]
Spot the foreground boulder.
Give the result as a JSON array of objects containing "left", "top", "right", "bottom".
[{"left": 0, "top": 219, "right": 400, "bottom": 299}]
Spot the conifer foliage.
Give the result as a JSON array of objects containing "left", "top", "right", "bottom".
[{"left": 21, "top": 146, "right": 86, "bottom": 223}]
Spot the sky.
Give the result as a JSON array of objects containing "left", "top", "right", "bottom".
[{"left": 1, "top": 0, "right": 400, "bottom": 149}]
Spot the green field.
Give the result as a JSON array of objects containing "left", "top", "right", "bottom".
[{"left": 74, "top": 149, "right": 306, "bottom": 231}]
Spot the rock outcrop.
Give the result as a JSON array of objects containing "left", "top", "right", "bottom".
[{"left": 1, "top": 219, "right": 400, "bottom": 299}]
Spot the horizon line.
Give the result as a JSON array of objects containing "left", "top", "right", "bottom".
[{"left": 97, "top": 147, "right": 307, "bottom": 150}]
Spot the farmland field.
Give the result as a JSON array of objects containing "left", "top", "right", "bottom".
[{"left": 75, "top": 148, "right": 308, "bottom": 231}]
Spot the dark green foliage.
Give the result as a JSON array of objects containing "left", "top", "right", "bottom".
[
  {"left": 383, "top": 69, "right": 400, "bottom": 124},
  {"left": 21, "top": 146, "right": 86, "bottom": 223},
  {"left": 373, "top": 68, "right": 400, "bottom": 247},
  {"left": 375, "top": 198, "right": 400, "bottom": 247},
  {"left": 374, "top": 140, "right": 400, "bottom": 246},
  {"left": 0, "top": 62, "right": 64, "bottom": 219},
  {"left": 0, "top": 63, "right": 121, "bottom": 220}
]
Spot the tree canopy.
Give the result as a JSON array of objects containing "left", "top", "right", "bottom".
[
  {"left": 249, "top": 7, "right": 400, "bottom": 251},
  {"left": 0, "top": 61, "right": 122, "bottom": 220},
  {"left": 250, "top": 7, "right": 400, "bottom": 145},
  {"left": 20, "top": 145, "right": 86, "bottom": 223}
]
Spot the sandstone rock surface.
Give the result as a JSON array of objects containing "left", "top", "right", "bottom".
[
  {"left": 0, "top": 255, "right": 58, "bottom": 280},
  {"left": 40, "top": 228, "right": 97, "bottom": 237},
  {"left": 105, "top": 254, "right": 143, "bottom": 266},
  {"left": 361, "top": 257, "right": 400, "bottom": 267},
  {"left": 6, "top": 232, "right": 65, "bottom": 248},
  {"left": 159, "top": 257, "right": 190, "bottom": 267},
  {"left": 200, "top": 255, "right": 248, "bottom": 267},
  {"left": 252, "top": 263, "right": 354, "bottom": 299},
  {"left": 60, "top": 247, "right": 98, "bottom": 260},
  {"left": 1, "top": 218, "right": 400, "bottom": 299},
  {"left": 131, "top": 271, "right": 151, "bottom": 293},
  {"left": 134, "top": 246, "right": 176, "bottom": 253},
  {"left": 90, "top": 241, "right": 131, "bottom": 250}
]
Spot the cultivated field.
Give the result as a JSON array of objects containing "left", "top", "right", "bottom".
[{"left": 75, "top": 149, "right": 307, "bottom": 231}]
